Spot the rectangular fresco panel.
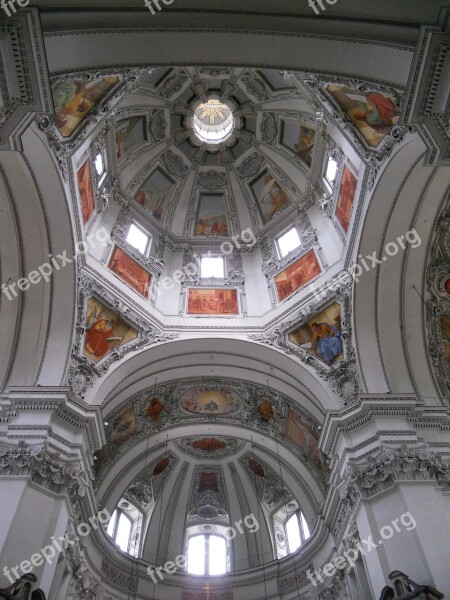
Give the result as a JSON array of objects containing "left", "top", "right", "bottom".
[
  {"left": 115, "top": 117, "right": 146, "bottom": 159},
  {"left": 53, "top": 76, "right": 119, "bottom": 138},
  {"left": 285, "top": 410, "right": 322, "bottom": 469},
  {"left": 84, "top": 297, "right": 138, "bottom": 363},
  {"left": 187, "top": 289, "right": 239, "bottom": 315},
  {"left": 288, "top": 302, "right": 343, "bottom": 366},
  {"left": 251, "top": 171, "right": 291, "bottom": 224},
  {"left": 109, "top": 406, "right": 136, "bottom": 448},
  {"left": 327, "top": 84, "right": 401, "bottom": 148},
  {"left": 280, "top": 120, "right": 316, "bottom": 167},
  {"left": 77, "top": 159, "right": 95, "bottom": 225},
  {"left": 274, "top": 250, "right": 321, "bottom": 302},
  {"left": 108, "top": 246, "right": 151, "bottom": 297},
  {"left": 195, "top": 194, "right": 229, "bottom": 236},
  {"left": 134, "top": 168, "right": 175, "bottom": 221},
  {"left": 335, "top": 165, "right": 358, "bottom": 233}
]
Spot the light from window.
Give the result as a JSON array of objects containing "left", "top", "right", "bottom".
[
  {"left": 126, "top": 223, "right": 151, "bottom": 255},
  {"left": 208, "top": 535, "right": 227, "bottom": 575},
  {"left": 187, "top": 535, "right": 206, "bottom": 575},
  {"left": 187, "top": 534, "right": 228, "bottom": 576},
  {"left": 116, "top": 512, "right": 132, "bottom": 553},
  {"left": 300, "top": 512, "right": 310, "bottom": 539},
  {"left": 107, "top": 509, "right": 132, "bottom": 554},
  {"left": 200, "top": 256, "right": 225, "bottom": 279},
  {"left": 95, "top": 152, "right": 105, "bottom": 177},
  {"left": 324, "top": 156, "right": 338, "bottom": 189},
  {"left": 277, "top": 227, "right": 301, "bottom": 258},
  {"left": 286, "top": 511, "right": 311, "bottom": 554},
  {"left": 286, "top": 513, "right": 302, "bottom": 553}
]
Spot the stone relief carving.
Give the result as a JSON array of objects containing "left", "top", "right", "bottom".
[
  {"left": 259, "top": 113, "right": 277, "bottom": 143},
  {"left": 426, "top": 202, "right": 450, "bottom": 401},
  {"left": 101, "top": 558, "right": 138, "bottom": 592},
  {"left": 339, "top": 443, "right": 450, "bottom": 503},
  {"left": 0, "top": 442, "right": 87, "bottom": 498},
  {"left": 163, "top": 149, "right": 189, "bottom": 179},
  {"left": 159, "top": 70, "right": 189, "bottom": 99},
  {"left": 149, "top": 108, "right": 167, "bottom": 141},
  {"left": 198, "top": 170, "right": 227, "bottom": 191},
  {"left": 240, "top": 71, "right": 269, "bottom": 101}
]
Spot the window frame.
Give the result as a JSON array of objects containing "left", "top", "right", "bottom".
[
  {"left": 200, "top": 254, "right": 226, "bottom": 279},
  {"left": 285, "top": 510, "right": 310, "bottom": 554},
  {"left": 107, "top": 508, "right": 133, "bottom": 554},
  {"left": 186, "top": 532, "right": 229, "bottom": 576},
  {"left": 323, "top": 155, "right": 338, "bottom": 192},
  {"left": 126, "top": 221, "right": 152, "bottom": 257},
  {"left": 276, "top": 226, "right": 301, "bottom": 259},
  {"left": 94, "top": 149, "right": 107, "bottom": 182}
]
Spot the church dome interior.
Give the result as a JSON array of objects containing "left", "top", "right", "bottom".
[{"left": 0, "top": 2, "right": 449, "bottom": 600}]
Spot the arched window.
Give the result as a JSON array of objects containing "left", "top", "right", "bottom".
[
  {"left": 107, "top": 508, "right": 132, "bottom": 553},
  {"left": 186, "top": 533, "right": 228, "bottom": 575},
  {"left": 286, "top": 511, "right": 310, "bottom": 553},
  {"left": 106, "top": 499, "right": 143, "bottom": 557}
]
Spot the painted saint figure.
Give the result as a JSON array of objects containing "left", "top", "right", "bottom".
[{"left": 309, "top": 322, "right": 342, "bottom": 365}]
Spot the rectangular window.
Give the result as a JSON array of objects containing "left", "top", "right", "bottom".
[
  {"left": 277, "top": 227, "right": 301, "bottom": 258},
  {"left": 200, "top": 255, "right": 225, "bottom": 279},
  {"left": 95, "top": 151, "right": 106, "bottom": 177},
  {"left": 324, "top": 156, "right": 338, "bottom": 191},
  {"left": 126, "top": 223, "right": 151, "bottom": 256}
]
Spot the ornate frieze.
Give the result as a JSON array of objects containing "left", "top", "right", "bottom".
[
  {"left": 339, "top": 444, "right": 450, "bottom": 503},
  {"left": 101, "top": 558, "right": 138, "bottom": 592},
  {"left": 0, "top": 442, "right": 87, "bottom": 498},
  {"left": 426, "top": 201, "right": 450, "bottom": 400},
  {"left": 158, "top": 69, "right": 189, "bottom": 99}
]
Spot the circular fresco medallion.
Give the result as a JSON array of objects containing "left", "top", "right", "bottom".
[{"left": 180, "top": 387, "right": 242, "bottom": 415}]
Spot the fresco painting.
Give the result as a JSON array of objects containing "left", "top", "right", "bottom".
[
  {"left": 280, "top": 120, "right": 316, "bottom": 167},
  {"left": 192, "top": 438, "right": 226, "bottom": 451},
  {"left": 195, "top": 194, "right": 229, "bottom": 236},
  {"left": 77, "top": 159, "right": 95, "bottom": 225},
  {"left": 133, "top": 168, "right": 175, "bottom": 221},
  {"left": 288, "top": 302, "right": 343, "bottom": 366},
  {"left": 198, "top": 472, "right": 219, "bottom": 493},
  {"left": 327, "top": 84, "right": 401, "bottom": 147},
  {"left": 83, "top": 297, "right": 138, "bottom": 363},
  {"left": 146, "top": 397, "right": 165, "bottom": 422},
  {"left": 251, "top": 171, "right": 291, "bottom": 224},
  {"left": 108, "top": 246, "right": 151, "bottom": 298},
  {"left": 53, "top": 76, "right": 119, "bottom": 138},
  {"left": 109, "top": 407, "right": 136, "bottom": 448},
  {"left": 187, "top": 289, "right": 239, "bottom": 315},
  {"left": 335, "top": 165, "right": 358, "bottom": 233},
  {"left": 180, "top": 387, "right": 241, "bottom": 415},
  {"left": 284, "top": 410, "right": 322, "bottom": 469},
  {"left": 274, "top": 250, "right": 321, "bottom": 301},
  {"left": 116, "top": 117, "right": 146, "bottom": 159}
]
